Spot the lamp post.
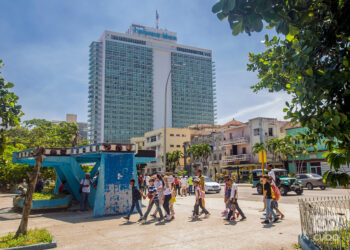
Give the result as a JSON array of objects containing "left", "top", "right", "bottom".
[{"left": 163, "top": 63, "right": 185, "bottom": 173}]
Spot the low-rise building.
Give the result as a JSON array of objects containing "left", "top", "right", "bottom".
[
  {"left": 286, "top": 126, "right": 350, "bottom": 175},
  {"left": 220, "top": 118, "right": 291, "bottom": 182}
]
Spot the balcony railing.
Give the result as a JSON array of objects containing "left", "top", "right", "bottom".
[
  {"left": 222, "top": 154, "right": 251, "bottom": 163},
  {"left": 223, "top": 136, "right": 249, "bottom": 146}
]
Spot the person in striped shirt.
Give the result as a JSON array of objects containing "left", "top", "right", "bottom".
[{"left": 141, "top": 178, "right": 164, "bottom": 223}]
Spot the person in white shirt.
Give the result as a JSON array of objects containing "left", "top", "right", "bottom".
[
  {"left": 145, "top": 174, "right": 150, "bottom": 189},
  {"left": 267, "top": 165, "right": 276, "bottom": 185},
  {"left": 226, "top": 178, "right": 246, "bottom": 221},
  {"left": 180, "top": 177, "right": 188, "bottom": 197},
  {"left": 162, "top": 173, "right": 174, "bottom": 220},
  {"left": 80, "top": 173, "right": 94, "bottom": 211}
]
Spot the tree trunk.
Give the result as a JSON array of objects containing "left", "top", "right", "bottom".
[{"left": 15, "top": 147, "right": 45, "bottom": 237}]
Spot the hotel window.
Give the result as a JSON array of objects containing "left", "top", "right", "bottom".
[
  {"left": 170, "top": 134, "right": 174, "bottom": 136},
  {"left": 182, "top": 134, "right": 186, "bottom": 137},
  {"left": 268, "top": 128, "right": 273, "bottom": 136},
  {"left": 170, "top": 145, "right": 174, "bottom": 148},
  {"left": 176, "top": 145, "right": 181, "bottom": 148},
  {"left": 253, "top": 129, "right": 260, "bottom": 136},
  {"left": 176, "top": 134, "right": 180, "bottom": 137}
]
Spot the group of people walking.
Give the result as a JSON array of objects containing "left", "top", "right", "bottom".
[
  {"left": 79, "top": 164, "right": 285, "bottom": 225},
  {"left": 125, "top": 169, "right": 210, "bottom": 223}
]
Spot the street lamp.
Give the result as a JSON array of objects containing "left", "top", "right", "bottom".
[{"left": 163, "top": 63, "right": 185, "bottom": 172}]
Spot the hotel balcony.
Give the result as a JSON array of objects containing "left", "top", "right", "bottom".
[
  {"left": 222, "top": 154, "right": 251, "bottom": 163},
  {"left": 223, "top": 136, "right": 249, "bottom": 146}
]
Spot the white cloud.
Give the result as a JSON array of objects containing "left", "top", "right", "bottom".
[{"left": 217, "top": 95, "right": 288, "bottom": 124}]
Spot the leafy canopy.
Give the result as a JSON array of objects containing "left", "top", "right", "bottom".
[
  {"left": 212, "top": 0, "right": 350, "bottom": 186},
  {"left": 0, "top": 60, "right": 24, "bottom": 154}
]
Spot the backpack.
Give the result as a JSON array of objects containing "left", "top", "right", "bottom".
[{"left": 271, "top": 184, "right": 281, "bottom": 202}]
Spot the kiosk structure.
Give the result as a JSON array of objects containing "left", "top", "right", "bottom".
[{"left": 13, "top": 143, "right": 156, "bottom": 217}]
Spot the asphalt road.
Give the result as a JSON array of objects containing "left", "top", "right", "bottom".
[{"left": 206, "top": 185, "right": 350, "bottom": 204}]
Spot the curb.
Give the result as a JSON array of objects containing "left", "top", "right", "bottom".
[
  {"left": 4, "top": 239, "right": 57, "bottom": 250},
  {"left": 298, "top": 234, "right": 319, "bottom": 250}
]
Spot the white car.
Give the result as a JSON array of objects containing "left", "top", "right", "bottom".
[{"left": 204, "top": 177, "right": 221, "bottom": 193}]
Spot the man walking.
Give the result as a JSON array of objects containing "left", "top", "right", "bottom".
[
  {"left": 80, "top": 173, "right": 93, "bottom": 211},
  {"left": 187, "top": 176, "right": 193, "bottom": 195},
  {"left": 262, "top": 176, "right": 278, "bottom": 224}
]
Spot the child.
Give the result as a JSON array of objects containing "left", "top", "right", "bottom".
[
  {"left": 222, "top": 175, "right": 229, "bottom": 215},
  {"left": 190, "top": 179, "right": 210, "bottom": 219},
  {"left": 268, "top": 176, "right": 284, "bottom": 220},
  {"left": 123, "top": 178, "right": 143, "bottom": 222},
  {"left": 142, "top": 178, "right": 164, "bottom": 223},
  {"left": 226, "top": 178, "right": 246, "bottom": 221},
  {"left": 169, "top": 183, "right": 176, "bottom": 220}
]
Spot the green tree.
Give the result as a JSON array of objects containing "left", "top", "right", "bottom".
[
  {"left": 166, "top": 150, "right": 184, "bottom": 172},
  {"left": 1, "top": 119, "right": 89, "bottom": 186},
  {"left": 188, "top": 143, "right": 212, "bottom": 174},
  {"left": 212, "top": 0, "right": 350, "bottom": 186},
  {"left": 0, "top": 60, "right": 24, "bottom": 154}
]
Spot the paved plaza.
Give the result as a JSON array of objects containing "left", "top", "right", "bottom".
[{"left": 0, "top": 187, "right": 349, "bottom": 250}]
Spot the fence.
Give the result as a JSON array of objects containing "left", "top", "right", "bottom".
[{"left": 299, "top": 196, "right": 350, "bottom": 249}]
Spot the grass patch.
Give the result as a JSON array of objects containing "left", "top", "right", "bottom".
[
  {"left": 0, "top": 228, "right": 53, "bottom": 248},
  {"left": 292, "top": 243, "right": 301, "bottom": 249},
  {"left": 32, "top": 192, "right": 66, "bottom": 200}
]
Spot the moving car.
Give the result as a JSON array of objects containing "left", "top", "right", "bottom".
[
  {"left": 296, "top": 173, "right": 327, "bottom": 190},
  {"left": 204, "top": 177, "right": 221, "bottom": 194},
  {"left": 252, "top": 169, "right": 303, "bottom": 196}
]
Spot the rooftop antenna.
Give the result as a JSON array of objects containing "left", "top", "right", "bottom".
[{"left": 156, "top": 10, "right": 159, "bottom": 29}]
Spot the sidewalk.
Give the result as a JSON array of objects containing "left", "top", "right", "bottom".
[{"left": 0, "top": 193, "right": 300, "bottom": 250}]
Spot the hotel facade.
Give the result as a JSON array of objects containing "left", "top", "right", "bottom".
[{"left": 88, "top": 24, "right": 216, "bottom": 143}]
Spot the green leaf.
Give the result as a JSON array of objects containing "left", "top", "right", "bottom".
[
  {"left": 289, "top": 25, "right": 299, "bottom": 36},
  {"left": 286, "top": 33, "right": 294, "bottom": 42},
  {"left": 305, "top": 68, "right": 313, "bottom": 77},
  {"left": 223, "top": 0, "right": 236, "bottom": 12},
  {"left": 231, "top": 21, "right": 242, "bottom": 35},
  {"left": 333, "top": 115, "right": 340, "bottom": 125},
  {"left": 212, "top": 1, "right": 224, "bottom": 13},
  {"left": 283, "top": 108, "right": 288, "bottom": 112},
  {"left": 217, "top": 12, "right": 227, "bottom": 21}
]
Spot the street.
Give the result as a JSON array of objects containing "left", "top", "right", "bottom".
[
  {"left": 211, "top": 184, "right": 350, "bottom": 204},
  {"left": 0, "top": 187, "right": 348, "bottom": 249}
]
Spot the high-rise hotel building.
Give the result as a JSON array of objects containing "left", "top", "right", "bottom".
[{"left": 88, "top": 24, "right": 216, "bottom": 143}]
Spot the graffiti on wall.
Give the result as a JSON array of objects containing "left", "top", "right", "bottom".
[{"left": 103, "top": 154, "right": 134, "bottom": 215}]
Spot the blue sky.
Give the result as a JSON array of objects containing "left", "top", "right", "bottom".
[{"left": 0, "top": 0, "right": 288, "bottom": 124}]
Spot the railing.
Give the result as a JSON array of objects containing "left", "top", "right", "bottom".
[
  {"left": 222, "top": 154, "right": 250, "bottom": 162},
  {"left": 223, "top": 137, "right": 249, "bottom": 146},
  {"left": 299, "top": 196, "right": 350, "bottom": 249}
]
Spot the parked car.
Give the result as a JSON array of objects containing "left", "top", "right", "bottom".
[
  {"left": 204, "top": 177, "right": 221, "bottom": 194},
  {"left": 252, "top": 169, "right": 303, "bottom": 196},
  {"left": 296, "top": 174, "right": 327, "bottom": 190}
]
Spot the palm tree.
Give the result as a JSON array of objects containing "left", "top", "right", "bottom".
[{"left": 188, "top": 143, "right": 212, "bottom": 175}]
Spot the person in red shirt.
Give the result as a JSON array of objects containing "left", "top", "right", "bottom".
[
  {"left": 58, "top": 180, "right": 69, "bottom": 194},
  {"left": 174, "top": 176, "right": 180, "bottom": 195}
]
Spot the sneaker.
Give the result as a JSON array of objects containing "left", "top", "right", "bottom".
[
  {"left": 273, "top": 217, "right": 279, "bottom": 223},
  {"left": 261, "top": 220, "right": 269, "bottom": 224},
  {"left": 230, "top": 217, "right": 236, "bottom": 221},
  {"left": 204, "top": 213, "right": 210, "bottom": 218},
  {"left": 224, "top": 217, "right": 230, "bottom": 221},
  {"left": 158, "top": 217, "right": 164, "bottom": 222},
  {"left": 221, "top": 210, "right": 228, "bottom": 214},
  {"left": 165, "top": 215, "right": 172, "bottom": 221},
  {"left": 150, "top": 214, "right": 156, "bottom": 218},
  {"left": 240, "top": 217, "right": 247, "bottom": 221},
  {"left": 123, "top": 216, "right": 129, "bottom": 220},
  {"left": 137, "top": 217, "right": 143, "bottom": 222}
]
